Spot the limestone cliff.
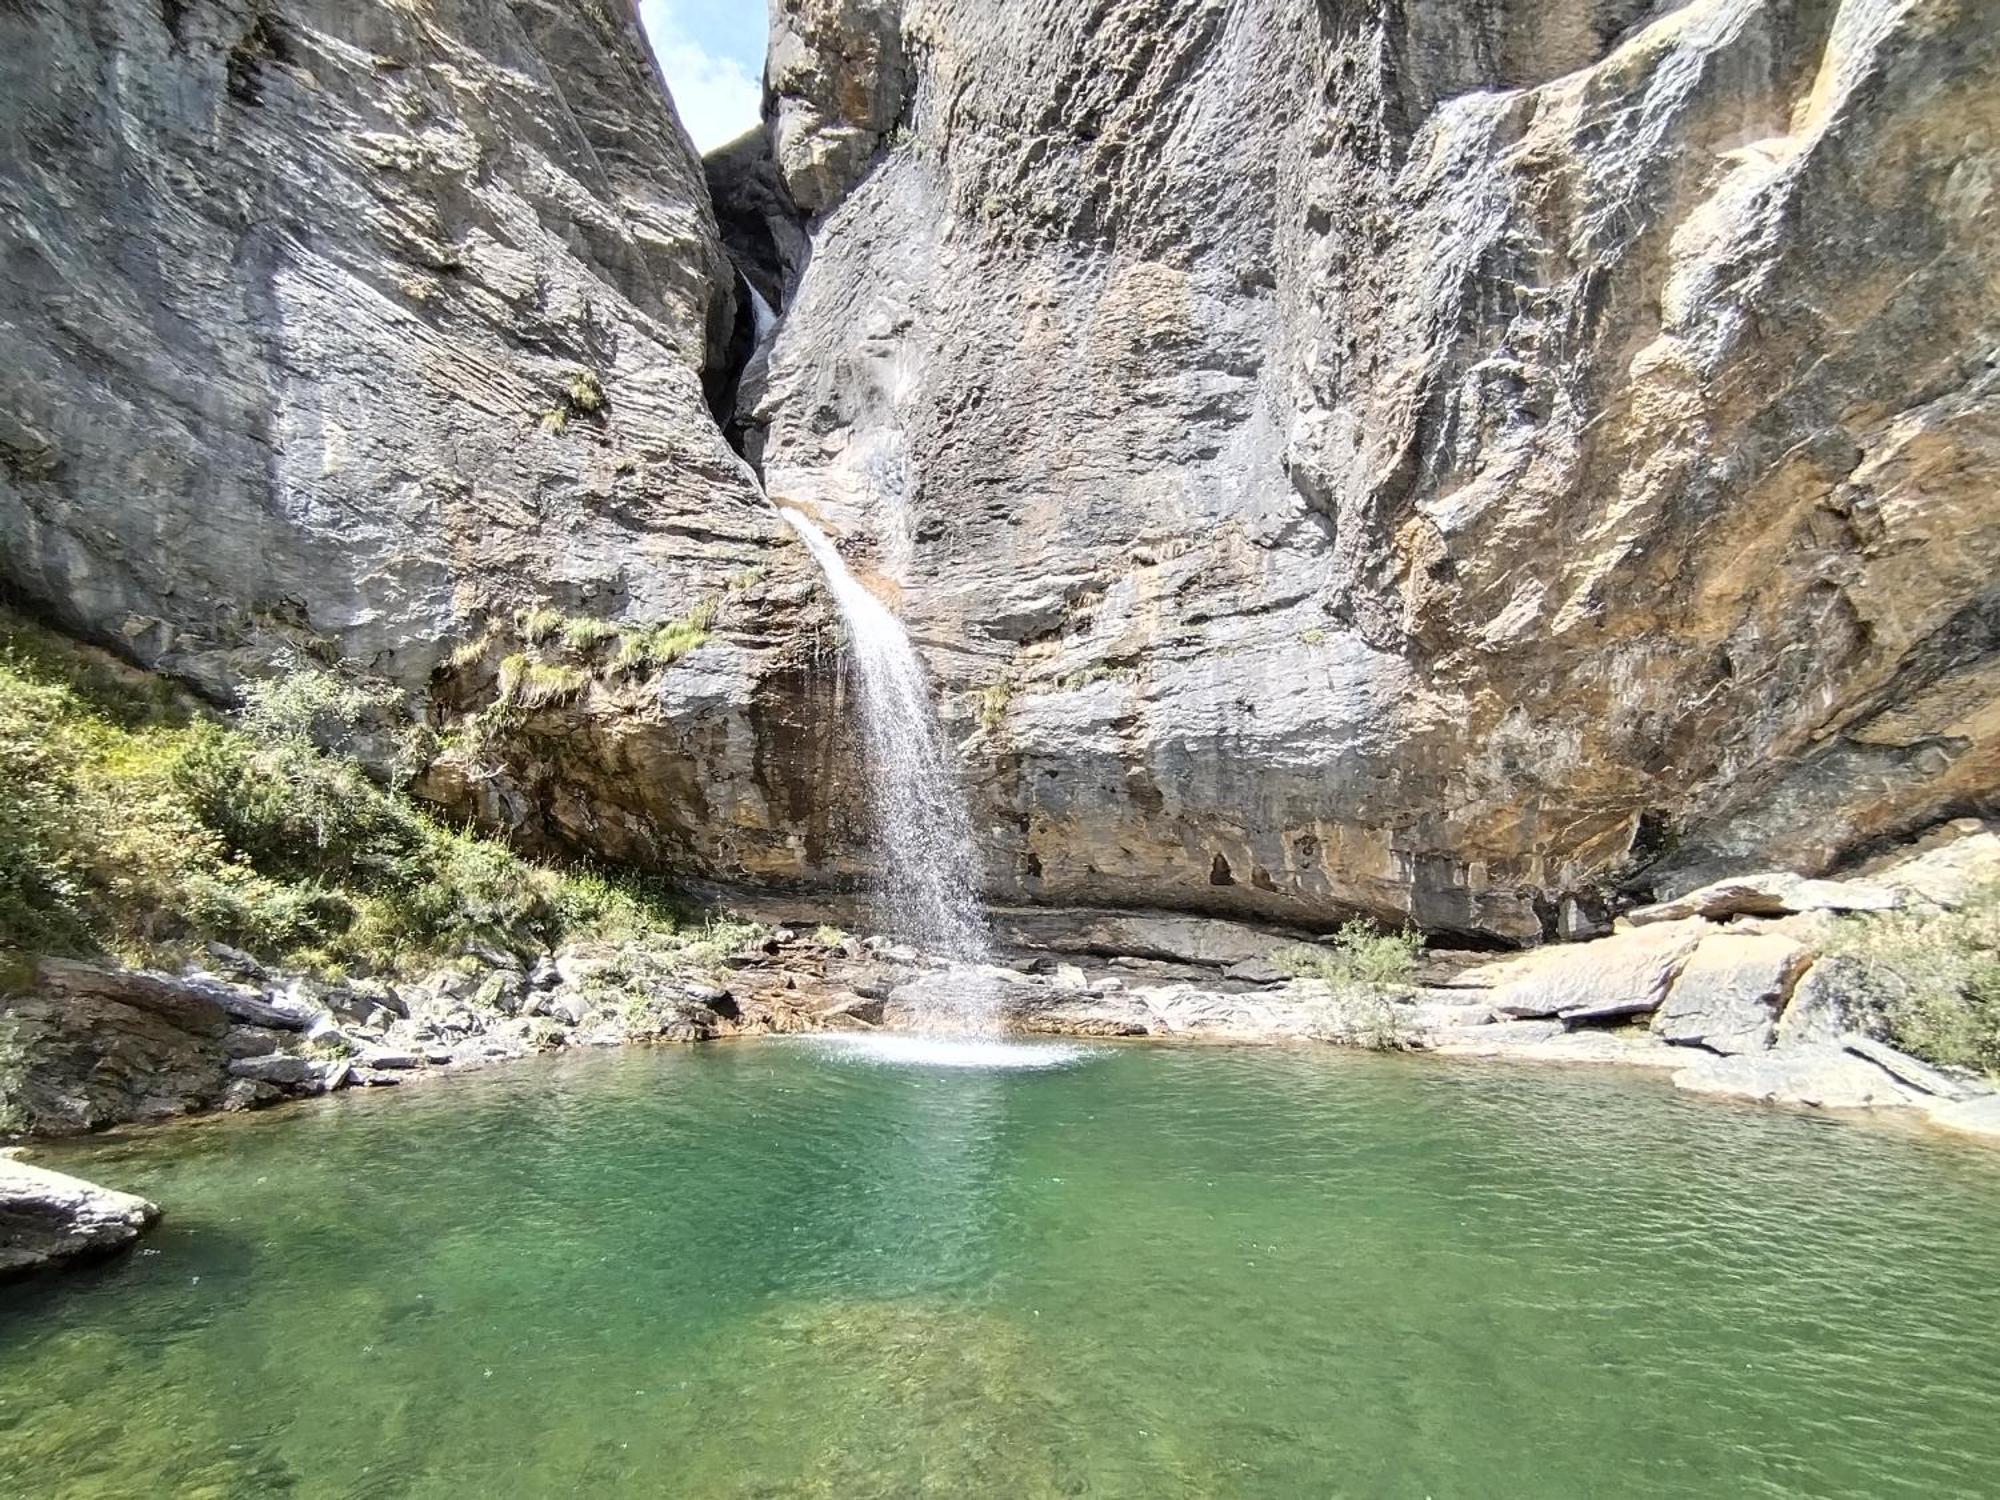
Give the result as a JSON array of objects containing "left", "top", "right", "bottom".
[{"left": 755, "top": 0, "right": 2000, "bottom": 941}]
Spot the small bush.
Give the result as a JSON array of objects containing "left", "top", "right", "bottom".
[
  {"left": 516, "top": 606, "right": 565, "bottom": 645},
  {"left": 813, "top": 924, "right": 849, "bottom": 948},
  {"left": 1280, "top": 919, "right": 1423, "bottom": 990},
  {"left": 978, "top": 682, "right": 1012, "bottom": 732},
  {"left": 1827, "top": 885, "right": 2000, "bottom": 1076},
  {"left": 446, "top": 633, "right": 492, "bottom": 671},
  {"left": 560, "top": 616, "right": 620, "bottom": 653},
  {"left": 566, "top": 369, "right": 606, "bottom": 414}
]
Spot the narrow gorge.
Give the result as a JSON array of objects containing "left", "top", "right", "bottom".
[{"left": 2, "top": 0, "right": 1999, "bottom": 1493}]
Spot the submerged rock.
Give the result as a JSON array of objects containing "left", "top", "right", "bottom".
[
  {"left": 1926, "top": 1096, "right": 2000, "bottom": 1142},
  {"left": 0, "top": 1156, "right": 158, "bottom": 1278}
]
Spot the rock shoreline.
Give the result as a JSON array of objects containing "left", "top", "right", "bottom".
[{"left": 5, "top": 830, "right": 1998, "bottom": 1279}]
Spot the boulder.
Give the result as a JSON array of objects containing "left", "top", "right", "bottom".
[
  {"left": 1480, "top": 920, "right": 1705, "bottom": 1021},
  {"left": 183, "top": 974, "right": 316, "bottom": 1031},
  {"left": 1857, "top": 821, "right": 2000, "bottom": 909},
  {"left": 200, "top": 942, "right": 269, "bottom": 983},
  {"left": 1774, "top": 957, "right": 1865, "bottom": 1048},
  {"left": 226, "top": 1054, "right": 313, "bottom": 1087},
  {"left": 1, "top": 960, "right": 234, "bottom": 1135},
  {"left": 0, "top": 1157, "right": 158, "bottom": 1277},
  {"left": 220, "top": 1025, "right": 285, "bottom": 1061},
  {"left": 1222, "top": 957, "right": 1291, "bottom": 986},
  {"left": 1652, "top": 933, "right": 1808, "bottom": 1054},
  {"left": 820, "top": 994, "right": 886, "bottom": 1026},
  {"left": 219, "top": 1078, "right": 281, "bottom": 1112}
]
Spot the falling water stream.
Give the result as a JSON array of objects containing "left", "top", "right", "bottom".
[{"left": 780, "top": 507, "right": 1005, "bottom": 1041}]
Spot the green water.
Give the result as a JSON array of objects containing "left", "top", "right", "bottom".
[{"left": 6, "top": 1041, "right": 2000, "bottom": 1499}]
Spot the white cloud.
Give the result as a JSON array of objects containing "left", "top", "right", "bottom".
[{"left": 639, "top": 2, "right": 762, "bottom": 155}]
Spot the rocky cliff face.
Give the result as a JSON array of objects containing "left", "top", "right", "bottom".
[
  {"left": 2, "top": 0, "right": 1994, "bottom": 947},
  {"left": 0, "top": 0, "right": 858, "bottom": 885},
  {"left": 756, "top": 0, "right": 2000, "bottom": 941}
]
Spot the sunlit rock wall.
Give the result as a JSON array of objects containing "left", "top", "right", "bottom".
[
  {"left": 758, "top": 0, "right": 2000, "bottom": 941},
  {"left": 0, "top": 0, "right": 853, "bottom": 886}
]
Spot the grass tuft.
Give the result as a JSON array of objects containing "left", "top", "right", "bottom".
[
  {"left": 496, "top": 655, "right": 587, "bottom": 709},
  {"left": 613, "top": 601, "right": 717, "bottom": 673}
]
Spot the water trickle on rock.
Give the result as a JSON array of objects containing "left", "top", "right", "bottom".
[{"left": 780, "top": 508, "right": 999, "bottom": 1035}]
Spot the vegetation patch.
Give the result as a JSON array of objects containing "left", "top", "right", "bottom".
[
  {"left": 613, "top": 601, "right": 717, "bottom": 673},
  {"left": 1827, "top": 885, "right": 2000, "bottom": 1076},
  {"left": 1280, "top": 920, "right": 1424, "bottom": 1051},
  {"left": 497, "top": 654, "right": 588, "bottom": 709},
  {"left": 0, "top": 609, "right": 726, "bottom": 984},
  {"left": 978, "top": 681, "right": 1013, "bottom": 732}
]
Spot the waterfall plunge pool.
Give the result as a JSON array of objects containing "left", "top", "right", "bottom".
[{"left": 6, "top": 1041, "right": 2000, "bottom": 1498}]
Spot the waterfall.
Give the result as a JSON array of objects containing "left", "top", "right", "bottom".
[
  {"left": 779, "top": 508, "right": 1000, "bottom": 1035},
  {"left": 744, "top": 275, "right": 777, "bottom": 350}
]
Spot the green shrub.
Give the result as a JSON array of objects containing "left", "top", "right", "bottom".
[
  {"left": 560, "top": 616, "right": 620, "bottom": 653},
  {"left": 1279, "top": 921, "right": 1423, "bottom": 1052},
  {"left": 516, "top": 606, "right": 565, "bottom": 645},
  {"left": 1827, "top": 885, "right": 2000, "bottom": 1075},
  {"left": 1280, "top": 920, "right": 1423, "bottom": 990},
  {"left": 978, "top": 682, "right": 1012, "bottom": 732},
  {"left": 566, "top": 369, "right": 606, "bottom": 414},
  {"left": 497, "top": 655, "right": 587, "bottom": 708}
]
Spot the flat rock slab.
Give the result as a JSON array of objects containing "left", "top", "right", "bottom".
[
  {"left": 1629, "top": 873, "right": 1902, "bottom": 926},
  {"left": 989, "top": 908, "right": 1300, "bottom": 967},
  {"left": 1652, "top": 932, "right": 1807, "bottom": 1054},
  {"left": 1926, "top": 1095, "right": 2000, "bottom": 1141},
  {"left": 1843, "top": 1035, "right": 1985, "bottom": 1102},
  {"left": 1672, "top": 1047, "right": 1922, "bottom": 1110},
  {"left": 1431, "top": 1027, "right": 1685, "bottom": 1069},
  {"left": 0, "top": 1158, "right": 159, "bottom": 1277}
]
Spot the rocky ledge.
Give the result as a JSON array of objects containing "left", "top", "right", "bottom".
[
  {"left": 0, "top": 1152, "right": 159, "bottom": 1278},
  {"left": 929, "top": 824, "right": 2000, "bottom": 1142}
]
